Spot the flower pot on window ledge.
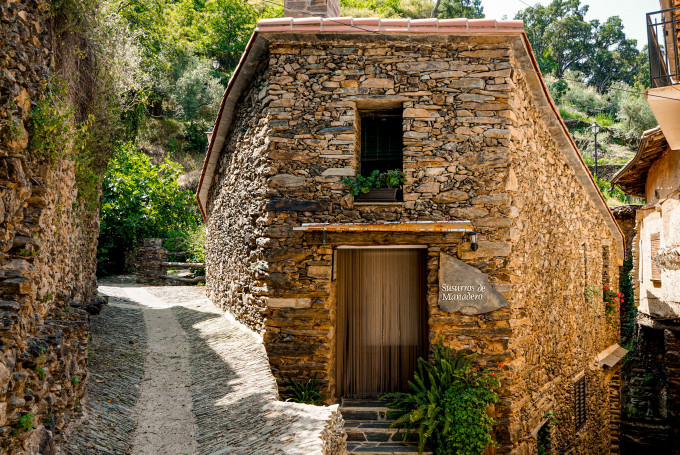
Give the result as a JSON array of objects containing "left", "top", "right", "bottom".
[{"left": 357, "top": 188, "right": 399, "bottom": 201}]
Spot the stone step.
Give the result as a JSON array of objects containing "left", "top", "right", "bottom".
[
  {"left": 344, "top": 420, "right": 418, "bottom": 443},
  {"left": 347, "top": 441, "right": 432, "bottom": 454},
  {"left": 340, "top": 398, "right": 393, "bottom": 421}
]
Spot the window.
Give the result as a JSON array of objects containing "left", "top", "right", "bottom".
[
  {"left": 574, "top": 376, "right": 586, "bottom": 431},
  {"left": 360, "top": 109, "right": 403, "bottom": 176},
  {"left": 651, "top": 233, "right": 661, "bottom": 281}
]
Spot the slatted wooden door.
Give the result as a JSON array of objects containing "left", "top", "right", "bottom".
[{"left": 336, "top": 248, "right": 427, "bottom": 398}]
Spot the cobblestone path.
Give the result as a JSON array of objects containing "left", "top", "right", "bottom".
[{"left": 56, "top": 280, "right": 335, "bottom": 455}]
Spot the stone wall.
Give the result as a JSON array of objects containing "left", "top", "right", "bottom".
[
  {"left": 135, "top": 239, "right": 168, "bottom": 285},
  {"left": 507, "top": 53, "right": 622, "bottom": 453},
  {"left": 0, "top": 0, "right": 103, "bottom": 452},
  {"left": 205, "top": 68, "right": 271, "bottom": 333},
  {"left": 205, "top": 33, "right": 623, "bottom": 454}
]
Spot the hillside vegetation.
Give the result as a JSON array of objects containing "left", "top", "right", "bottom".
[{"left": 96, "top": 0, "right": 652, "bottom": 271}]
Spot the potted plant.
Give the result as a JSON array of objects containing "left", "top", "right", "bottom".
[{"left": 342, "top": 169, "right": 406, "bottom": 201}]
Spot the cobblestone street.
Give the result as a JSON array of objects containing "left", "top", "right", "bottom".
[{"left": 55, "top": 279, "right": 337, "bottom": 455}]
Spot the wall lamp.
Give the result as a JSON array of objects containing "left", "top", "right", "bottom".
[{"left": 468, "top": 229, "right": 479, "bottom": 252}]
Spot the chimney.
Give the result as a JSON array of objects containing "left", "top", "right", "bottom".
[{"left": 284, "top": 0, "right": 340, "bottom": 18}]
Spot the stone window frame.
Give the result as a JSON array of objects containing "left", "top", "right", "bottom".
[{"left": 353, "top": 98, "right": 406, "bottom": 184}]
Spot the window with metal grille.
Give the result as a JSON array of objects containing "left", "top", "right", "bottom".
[
  {"left": 574, "top": 376, "right": 586, "bottom": 431},
  {"left": 360, "top": 109, "right": 403, "bottom": 176},
  {"left": 651, "top": 233, "right": 661, "bottom": 281}
]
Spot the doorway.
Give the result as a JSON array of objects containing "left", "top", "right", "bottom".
[{"left": 336, "top": 248, "right": 427, "bottom": 398}]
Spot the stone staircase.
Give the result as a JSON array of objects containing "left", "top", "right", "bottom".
[{"left": 340, "top": 398, "right": 433, "bottom": 455}]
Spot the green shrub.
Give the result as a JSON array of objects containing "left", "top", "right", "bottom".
[
  {"left": 593, "top": 175, "right": 643, "bottom": 207},
  {"left": 287, "top": 373, "right": 325, "bottom": 405},
  {"left": 616, "top": 90, "right": 657, "bottom": 138},
  {"left": 98, "top": 142, "right": 200, "bottom": 274},
  {"left": 342, "top": 169, "right": 406, "bottom": 196},
  {"left": 382, "top": 339, "right": 501, "bottom": 455},
  {"left": 562, "top": 77, "right": 610, "bottom": 115},
  {"left": 13, "top": 414, "right": 35, "bottom": 436}
]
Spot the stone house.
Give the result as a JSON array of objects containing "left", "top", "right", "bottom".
[
  {"left": 197, "top": 1, "right": 626, "bottom": 452},
  {"left": 609, "top": 3, "right": 680, "bottom": 450}
]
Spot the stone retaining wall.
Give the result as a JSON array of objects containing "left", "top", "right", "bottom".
[{"left": 0, "top": 0, "right": 103, "bottom": 452}]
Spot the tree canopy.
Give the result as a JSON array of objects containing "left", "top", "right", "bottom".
[{"left": 515, "top": 0, "right": 648, "bottom": 90}]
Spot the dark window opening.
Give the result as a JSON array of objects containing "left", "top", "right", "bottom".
[
  {"left": 360, "top": 109, "right": 403, "bottom": 176},
  {"left": 537, "top": 420, "right": 553, "bottom": 455},
  {"left": 574, "top": 376, "right": 587, "bottom": 431}
]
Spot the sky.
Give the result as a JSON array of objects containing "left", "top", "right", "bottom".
[{"left": 481, "top": 0, "right": 661, "bottom": 49}]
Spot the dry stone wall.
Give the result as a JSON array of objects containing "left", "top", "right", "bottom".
[
  {"left": 205, "top": 33, "right": 622, "bottom": 454},
  {"left": 506, "top": 50, "right": 621, "bottom": 454},
  {"left": 205, "top": 69, "right": 272, "bottom": 333},
  {"left": 0, "top": 0, "right": 103, "bottom": 452}
]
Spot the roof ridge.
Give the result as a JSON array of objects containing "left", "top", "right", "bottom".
[{"left": 255, "top": 16, "right": 524, "bottom": 33}]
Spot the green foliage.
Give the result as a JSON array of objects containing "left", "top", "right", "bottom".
[
  {"left": 583, "top": 285, "right": 601, "bottom": 308},
  {"left": 593, "top": 175, "right": 641, "bottom": 207},
  {"left": 287, "top": 374, "right": 325, "bottom": 405},
  {"left": 614, "top": 87, "right": 657, "bottom": 138},
  {"left": 98, "top": 142, "right": 200, "bottom": 274},
  {"left": 341, "top": 0, "right": 432, "bottom": 18},
  {"left": 603, "top": 286, "right": 621, "bottom": 317},
  {"left": 35, "top": 367, "right": 46, "bottom": 380},
  {"left": 516, "top": 0, "right": 648, "bottom": 90},
  {"left": 186, "top": 224, "right": 206, "bottom": 264},
  {"left": 29, "top": 82, "right": 75, "bottom": 161},
  {"left": 620, "top": 256, "right": 636, "bottom": 343},
  {"left": 434, "top": 0, "right": 483, "bottom": 19},
  {"left": 13, "top": 414, "right": 36, "bottom": 436},
  {"left": 342, "top": 169, "right": 407, "bottom": 196},
  {"left": 537, "top": 411, "right": 557, "bottom": 455},
  {"left": 170, "top": 57, "right": 225, "bottom": 121},
  {"left": 382, "top": 339, "right": 501, "bottom": 455}
]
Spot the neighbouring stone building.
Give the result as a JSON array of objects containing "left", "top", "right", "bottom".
[
  {"left": 0, "top": 0, "right": 105, "bottom": 453},
  {"left": 198, "top": 1, "right": 626, "bottom": 452},
  {"left": 611, "top": 128, "right": 680, "bottom": 454},
  {"left": 609, "top": 2, "right": 680, "bottom": 452}
]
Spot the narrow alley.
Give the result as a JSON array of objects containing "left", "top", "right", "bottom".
[{"left": 55, "top": 278, "right": 339, "bottom": 455}]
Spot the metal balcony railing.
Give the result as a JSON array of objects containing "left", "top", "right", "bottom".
[{"left": 648, "top": 6, "right": 680, "bottom": 88}]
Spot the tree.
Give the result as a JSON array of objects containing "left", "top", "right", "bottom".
[
  {"left": 584, "top": 17, "right": 645, "bottom": 92},
  {"left": 98, "top": 143, "right": 200, "bottom": 274},
  {"left": 431, "top": 0, "right": 483, "bottom": 19},
  {"left": 516, "top": 0, "right": 591, "bottom": 77},
  {"left": 516, "top": 0, "right": 646, "bottom": 90}
]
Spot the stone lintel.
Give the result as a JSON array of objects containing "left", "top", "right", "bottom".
[{"left": 267, "top": 297, "right": 312, "bottom": 309}]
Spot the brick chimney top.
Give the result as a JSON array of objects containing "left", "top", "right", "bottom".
[{"left": 284, "top": 0, "right": 340, "bottom": 18}]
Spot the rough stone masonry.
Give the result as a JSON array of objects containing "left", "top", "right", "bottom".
[
  {"left": 0, "top": 0, "right": 105, "bottom": 453},
  {"left": 201, "top": 17, "right": 626, "bottom": 455}
]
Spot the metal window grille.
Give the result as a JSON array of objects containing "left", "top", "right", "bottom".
[
  {"left": 574, "top": 376, "right": 587, "bottom": 431},
  {"left": 360, "top": 110, "right": 403, "bottom": 175}
]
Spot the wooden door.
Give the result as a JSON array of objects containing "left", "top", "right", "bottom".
[{"left": 336, "top": 248, "right": 427, "bottom": 398}]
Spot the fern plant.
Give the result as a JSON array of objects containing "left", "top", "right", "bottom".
[
  {"left": 287, "top": 373, "right": 325, "bottom": 405},
  {"left": 382, "top": 339, "right": 502, "bottom": 455}
]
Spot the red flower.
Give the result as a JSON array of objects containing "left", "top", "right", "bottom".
[
  {"left": 620, "top": 298, "right": 624, "bottom": 303},
  {"left": 498, "top": 363, "right": 504, "bottom": 368},
  {"left": 491, "top": 373, "right": 496, "bottom": 377},
  {"left": 605, "top": 286, "right": 609, "bottom": 290}
]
